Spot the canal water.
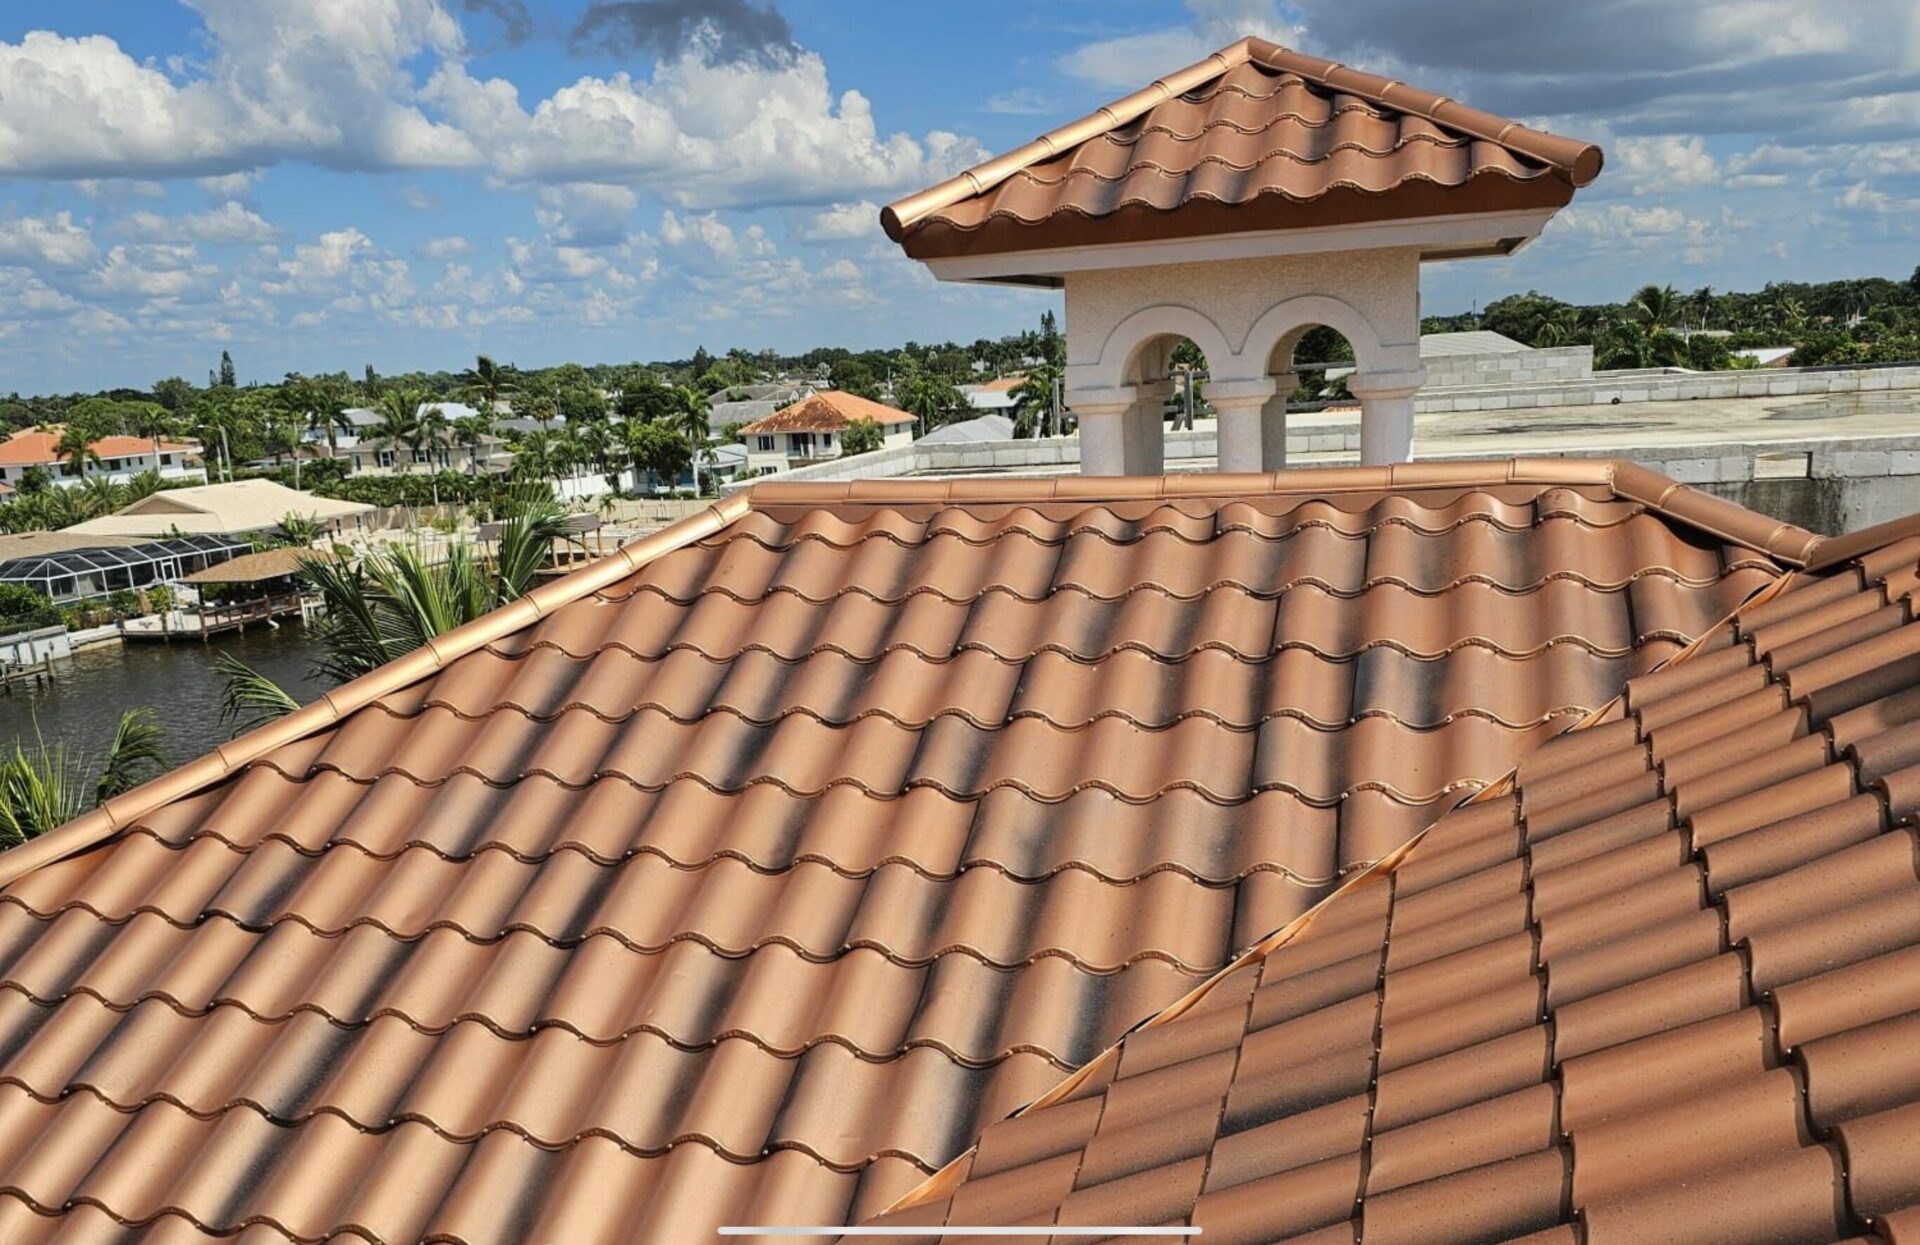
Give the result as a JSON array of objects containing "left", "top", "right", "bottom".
[{"left": 0, "top": 625, "right": 335, "bottom": 770}]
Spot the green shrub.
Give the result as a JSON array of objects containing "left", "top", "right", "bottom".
[{"left": 0, "top": 584, "right": 60, "bottom": 633}]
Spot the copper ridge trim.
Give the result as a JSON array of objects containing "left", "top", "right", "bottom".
[
  {"left": 1801, "top": 511, "right": 1920, "bottom": 571},
  {"left": 0, "top": 495, "right": 754, "bottom": 890},
  {"left": 881, "top": 37, "right": 1602, "bottom": 239}
]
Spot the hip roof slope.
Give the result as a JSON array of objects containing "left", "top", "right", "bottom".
[
  {"left": 0, "top": 460, "right": 1822, "bottom": 1241},
  {"left": 860, "top": 528, "right": 1920, "bottom": 1244}
]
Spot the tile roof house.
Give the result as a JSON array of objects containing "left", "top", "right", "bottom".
[
  {"left": 738, "top": 391, "right": 917, "bottom": 472},
  {"left": 0, "top": 426, "right": 203, "bottom": 491},
  {"left": 883, "top": 37, "right": 1603, "bottom": 472},
  {"left": 858, "top": 510, "right": 1920, "bottom": 1245},
  {"left": 0, "top": 457, "right": 1883, "bottom": 1242}
]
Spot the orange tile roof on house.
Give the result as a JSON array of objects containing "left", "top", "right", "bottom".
[
  {"left": 883, "top": 37, "right": 1603, "bottom": 261},
  {"left": 858, "top": 522, "right": 1920, "bottom": 1244},
  {"left": 0, "top": 460, "right": 1859, "bottom": 1241},
  {"left": 0, "top": 426, "right": 195, "bottom": 467},
  {"left": 737, "top": 390, "right": 918, "bottom": 435}
]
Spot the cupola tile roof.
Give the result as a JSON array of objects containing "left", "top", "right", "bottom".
[
  {"left": 883, "top": 37, "right": 1603, "bottom": 262},
  {"left": 0, "top": 461, "right": 1868, "bottom": 1242}
]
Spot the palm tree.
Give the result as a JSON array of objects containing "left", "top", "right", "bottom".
[
  {"left": 555, "top": 425, "right": 586, "bottom": 497},
  {"left": 190, "top": 397, "right": 238, "bottom": 482},
  {"left": 77, "top": 475, "right": 125, "bottom": 520},
  {"left": 0, "top": 709, "right": 166, "bottom": 846},
  {"left": 461, "top": 354, "right": 517, "bottom": 416},
  {"left": 1010, "top": 364, "right": 1060, "bottom": 439},
  {"left": 896, "top": 369, "right": 964, "bottom": 433},
  {"left": 262, "top": 411, "right": 300, "bottom": 485},
  {"left": 513, "top": 429, "right": 556, "bottom": 486},
  {"left": 285, "top": 373, "right": 353, "bottom": 466},
  {"left": 127, "top": 404, "right": 177, "bottom": 467},
  {"left": 575, "top": 420, "right": 613, "bottom": 492},
  {"left": 668, "top": 385, "right": 711, "bottom": 493},
  {"left": 371, "top": 390, "right": 423, "bottom": 469},
  {"left": 452, "top": 414, "right": 494, "bottom": 477},
  {"left": 217, "top": 489, "right": 576, "bottom": 731},
  {"left": 1631, "top": 284, "right": 1683, "bottom": 336},
  {"left": 1690, "top": 286, "right": 1716, "bottom": 332},
  {"left": 54, "top": 424, "right": 102, "bottom": 485}
]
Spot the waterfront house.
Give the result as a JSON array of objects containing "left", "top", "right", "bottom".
[
  {"left": 0, "top": 530, "right": 249, "bottom": 604},
  {"left": 737, "top": 390, "right": 915, "bottom": 471},
  {"left": 63, "top": 477, "right": 375, "bottom": 540},
  {"left": 0, "top": 425, "right": 204, "bottom": 490}
]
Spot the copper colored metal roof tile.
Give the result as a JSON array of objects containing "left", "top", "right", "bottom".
[
  {"left": 0, "top": 465, "right": 1839, "bottom": 1239},
  {"left": 1189, "top": 1150, "right": 1364, "bottom": 1244},
  {"left": 1360, "top": 1147, "right": 1570, "bottom": 1245},
  {"left": 1702, "top": 792, "right": 1888, "bottom": 895},
  {"left": 1826, "top": 679, "right": 1920, "bottom": 751},
  {"left": 1543, "top": 908, "right": 1724, "bottom": 1010},
  {"left": 1372, "top": 1026, "right": 1551, "bottom": 1134},
  {"left": 1558, "top": 1006, "right": 1776, "bottom": 1133},
  {"left": 1772, "top": 943, "right": 1920, "bottom": 1051},
  {"left": 1526, "top": 799, "right": 1674, "bottom": 876},
  {"left": 1881, "top": 762, "right": 1920, "bottom": 824},
  {"left": 1745, "top": 884, "right": 1920, "bottom": 997},
  {"left": 1836, "top": 1101, "right": 1920, "bottom": 1220},
  {"left": 1367, "top": 1083, "right": 1558, "bottom": 1197},
  {"left": 1800, "top": 1012, "right": 1920, "bottom": 1132},
  {"left": 1688, "top": 762, "right": 1861, "bottom": 851},
  {"left": 1576, "top": 1141, "right": 1848, "bottom": 1245}
]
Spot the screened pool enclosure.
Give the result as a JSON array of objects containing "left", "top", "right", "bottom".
[{"left": 0, "top": 535, "right": 251, "bottom": 604}]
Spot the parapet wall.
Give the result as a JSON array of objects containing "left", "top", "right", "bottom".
[{"left": 1415, "top": 361, "right": 1920, "bottom": 414}]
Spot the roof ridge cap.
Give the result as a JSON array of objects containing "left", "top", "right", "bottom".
[
  {"left": 1608, "top": 460, "right": 1820, "bottom": 566},
  {"left": 0, "top": 493, "right": 754, "bottom": 890},
  {"left": 881, "top": 38, "right": 1257, "bottom": 239},
  {"left": 743, "top": 458, "right": 1618, "bottom": 509}
]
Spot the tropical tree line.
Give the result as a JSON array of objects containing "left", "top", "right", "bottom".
[{"left": 1426, "top": 268, "right": 1920, "bottom": 370}]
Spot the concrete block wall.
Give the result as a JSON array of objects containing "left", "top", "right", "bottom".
[{"left": 1421, "top": 346, "right": 1593, "bottom": 390}]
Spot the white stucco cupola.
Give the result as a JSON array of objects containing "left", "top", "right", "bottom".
[{"left": 883, "top": 37, "right": 1603, "bottom": 473}]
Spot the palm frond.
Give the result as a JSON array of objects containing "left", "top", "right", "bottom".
[
  {"left": 95, "top": 707, "right": 167, "bottom": 804},
  {"left": 0, "top": 727, "right": 85, "bottom": 848},
  {"left": 212, "top": 652, "right": 303, "bottom": 735},
  {"left": 491, "top": 487, "right": 575, "bottom": 601}
]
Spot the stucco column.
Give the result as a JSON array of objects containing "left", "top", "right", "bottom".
[
  {"left": 1206, "top": 377, "right": 1280, "bottom": 473},
  {"left": 1262, "top": 373, "right": 1297, "bottom": 469},
  {"left": 1069, "top": 385, "right": 1137, "bottom": 476},
  {"left": 1129, "top": 380, "right": 1175, "bottom": 475},
  {"left": 1347, "top": 369, "right": 1426, "bottom": 465}
]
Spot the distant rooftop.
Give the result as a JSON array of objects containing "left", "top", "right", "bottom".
[
  {"left": 1419, "top": 329, "right": 1533, "bottom": 357},
  {"left": 738, "top": 390, "right": 917, "bottom": 434}
]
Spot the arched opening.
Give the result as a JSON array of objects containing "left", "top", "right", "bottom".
[
  {"left": 1114, "top": 331, "right": 1219, "bottom": 472},
  {"left": 1123, "top": 333, "right": 1215, "bottom": 428},
  {"left": 1272, "top": 324, "right": 1359, "bottom": 412}
]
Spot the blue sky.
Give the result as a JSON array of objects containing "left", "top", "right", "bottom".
[{"left": 0, "top": 0, "right": 1917, "bottom": 393}]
